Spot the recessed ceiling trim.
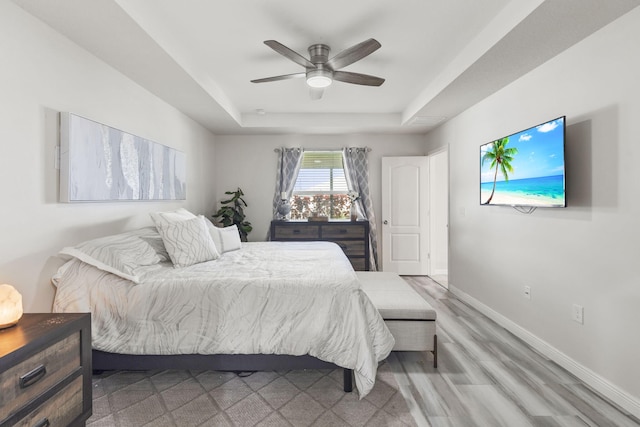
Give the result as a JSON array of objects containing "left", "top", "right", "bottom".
[
  {"left": 402, "top": 0, "right": 544, "bottom": 125},
  {"left": 114, "top": 0, "right": 242, "bottom": 125},
  {"left": 242, "top": 112, "right": 401, "bottom": 128},
  {"left": 408, "top": 116, "right": 447, "bottom": 127}
]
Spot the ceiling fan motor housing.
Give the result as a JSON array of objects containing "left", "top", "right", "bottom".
[
  {"left": 308, "top": 44, "right": 330, "bottom": 65},
  {"left": 306, "top": 44, "right": 333, "bottom": 87}
]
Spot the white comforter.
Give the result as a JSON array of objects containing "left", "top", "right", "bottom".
[{"left": 53, "top": 241, "right": 394, "bottom": 396}]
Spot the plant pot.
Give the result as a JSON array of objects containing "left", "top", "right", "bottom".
[{"left": 350, "top": 204, "right": 358, "bottom": 221}]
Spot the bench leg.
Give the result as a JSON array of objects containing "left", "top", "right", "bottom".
[
  {"left": 433, "top": 334, "right": 438, "bottom": 368},
  {"left": 343, "top": 368, "right": 353, "bottom": 392}
]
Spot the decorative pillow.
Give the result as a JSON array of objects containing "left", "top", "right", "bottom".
[
  {"left": 59, "top": 228, "right": 162, "bottom": 283},
  {"left": 150, "top": 208, "right": 196, "bottom": 228},
  {"left": 202, "top": 217, "right": 241, "bottom": 253},
  {"left": 156, "top": 216, "right": 220, "bottom": 267}
]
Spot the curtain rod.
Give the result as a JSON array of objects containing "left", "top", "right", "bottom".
[{"left": 274, "top": 147, "right": 371, "bottom": 153}]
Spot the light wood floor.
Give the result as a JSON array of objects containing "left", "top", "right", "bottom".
[{"left": 388, "top": 276, "right": 640, "bottom": 427}]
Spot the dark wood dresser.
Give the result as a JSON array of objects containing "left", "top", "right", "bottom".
[
  {"left": 270, "top": 220, "right": 370, "bottom": 271},
  {"left": 0, "top": 313, "right": 92, "bottom": 427}
]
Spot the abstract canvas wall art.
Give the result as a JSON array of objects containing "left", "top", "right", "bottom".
[{"left": 59, "top": 113, "right": 186, "bottom": 202}]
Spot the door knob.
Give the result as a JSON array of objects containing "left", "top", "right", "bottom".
[{"left": 383, "top": 220, "right": 388, "bottom": 225}]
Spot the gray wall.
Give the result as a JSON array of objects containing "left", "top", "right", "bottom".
[
  {"left": 0, "top": 2, "right": 217, "bottom": 312},
  {"left": 425, "top": 7, "right": 640, "bottom": 410},
  {"left": 213, "top": 134, "right": 426, "bottom": 255}
]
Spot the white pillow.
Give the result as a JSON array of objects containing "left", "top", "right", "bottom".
[
  {"left": 59, "top": 228, "right": 161, "bottom": 283},
  {"left": 150, "top": 208, "right": 196, "bottom": 228},
  {"left": 202, "top": 217, "right": 241, "bottom": 253},
  {"left": 136, "top": 226, "right": 171, "bottom": 262},
  {"left": 218, "top": 225, "right": 242, "bottom": 252},
  {"left": 202, "top": 216, "right": 223, "bottom": 251},
  {"left": 156, "top": 216, "right": 220, "bottom": 267}
]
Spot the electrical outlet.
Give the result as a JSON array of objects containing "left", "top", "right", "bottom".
[
  {"left": 523, "top": 286, "right": 531, "bottom": 299},
  {"left": 572, "top": 304, "right": 584, "bottom": 324}
]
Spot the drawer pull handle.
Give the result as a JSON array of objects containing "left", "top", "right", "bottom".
[
  {"left": 292, "top": 229, "right": 301, "bottom": 234},
  {"left": 339, "top": 229, "right": 347, "bottom": 234},
  {"left": 33, "top": 417, "right": 50, "bottom": 427},
  {"left": 19, "top": 364, "right": 47, "bottom": 388}
]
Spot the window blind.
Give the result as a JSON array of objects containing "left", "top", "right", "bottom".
[{"left": 293, "top": 151, "right": 348, "bottom": 193}]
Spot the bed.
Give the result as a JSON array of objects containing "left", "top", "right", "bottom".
[{"left": 52, "top": 217, "right": 395, "bottom": 397}]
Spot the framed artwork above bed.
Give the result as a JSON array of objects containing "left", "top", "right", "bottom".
[{"left": 59, "top": 112, "right": 186, "bottom": 202}]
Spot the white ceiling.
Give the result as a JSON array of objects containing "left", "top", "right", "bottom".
[{"left": 12, "top": 0, "right": 640, "bottom": 135}]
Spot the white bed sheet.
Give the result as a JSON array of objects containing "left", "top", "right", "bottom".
[{"left": 52, "top": 241, "right": 394, "bottom": 397}]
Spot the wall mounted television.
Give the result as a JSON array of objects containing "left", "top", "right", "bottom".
[{"left": 480, "top": 116, "right": 566, "bottom": 208}]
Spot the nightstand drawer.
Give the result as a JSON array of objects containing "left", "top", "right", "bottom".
[
  {"left": 15, "top": 376, "right": 83, "bottom": 427},
  {"left": 321, "top": 224, "right": 366, "bottom": 239},
  {"left": 272, "top": 224, "right": 320, "bottom": 239},
  {"left": 332, "top": 240, "right": 365, "bottom": 256},
  {"left": 0, "top": 333, "right": 80, "bottom": 420}
]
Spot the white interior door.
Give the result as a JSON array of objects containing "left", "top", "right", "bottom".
[{"left": 381, "top": 156, "right": 429, "bottom": 275}]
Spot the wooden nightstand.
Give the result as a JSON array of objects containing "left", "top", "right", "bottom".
[
  {"left": 271, "top": 220, "right": 370, "bottom": 271},
  {"left": 0, "top": 313, "right": 92, "bottom": 427}
]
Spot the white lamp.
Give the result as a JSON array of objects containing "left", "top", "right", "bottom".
[
  {"left": 306, "top": 69, "right": 333, "bottom": 88},
  {"left": 0, "top": 284, "right": 23, "bottom": 329}
]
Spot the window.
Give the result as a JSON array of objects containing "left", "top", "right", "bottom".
[{"left": 290, "top": 151, "right": 352, "bottom": 220}]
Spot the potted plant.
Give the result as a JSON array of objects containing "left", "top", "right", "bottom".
[{"left": 212, "top": 188, "right": 253, "bottom": 241}]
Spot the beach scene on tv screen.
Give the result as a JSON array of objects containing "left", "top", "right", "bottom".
[{"left": 480, "top": 117, "right": 565, "bottom": 207}]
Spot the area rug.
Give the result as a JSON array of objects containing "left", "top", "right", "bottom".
[{"left": 87, "top": 362, "right": 417, "bottom": 426}]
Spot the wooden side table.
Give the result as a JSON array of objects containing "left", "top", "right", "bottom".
[{"left": 0, "top": 313, "right": 92, "bottom": 427}]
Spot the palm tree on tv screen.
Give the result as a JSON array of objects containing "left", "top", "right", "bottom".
[{"left": 482, "top": 137, "right": 518, "bottom": 204}]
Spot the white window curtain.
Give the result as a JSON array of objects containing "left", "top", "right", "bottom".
[
  {"left": 272, "top": 147, "right": 303, "bottom": 218},
  {"left": 342, "top": 147, "right": 379, "bottom": 271}
]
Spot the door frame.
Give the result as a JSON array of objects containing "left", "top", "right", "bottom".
[{"left": 427, "top": 145, "right": 450, "bottom": 285}]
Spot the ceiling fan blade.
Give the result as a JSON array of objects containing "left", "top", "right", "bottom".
[
  {"left": 333, "top": 71, "right": 385, "bottom": 86},
  {"left": 251, "top": 72, "right": 305, "bottom": 83},
  {"left": 326, "top": 38, "right": 381, "bottom": 70},
  {"left": 264, "top": 40, "right": 316, "bottom": 69},
  {"left": 309, "top": 88, "right": 324, "bottom": 100}
]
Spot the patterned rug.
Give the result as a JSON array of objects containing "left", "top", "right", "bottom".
[{"left": 87, "top": 362, "right": 417, "bottom": 426}]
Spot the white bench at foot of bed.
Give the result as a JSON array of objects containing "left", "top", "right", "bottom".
[{"left": 357, "top": 271, "right": 438, "bottom": 368}]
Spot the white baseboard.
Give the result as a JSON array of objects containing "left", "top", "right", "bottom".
[{"left": 449, "top": 285, "right": 640, "bottom": 420}]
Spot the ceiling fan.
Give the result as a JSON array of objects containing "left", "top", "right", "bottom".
[{"left": 251, "top": 38, "right": 385, "bottom": 100}]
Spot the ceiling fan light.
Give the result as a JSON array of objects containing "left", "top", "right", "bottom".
[{"left": 306, "top": 70, "right": 332, "bottom": 88}]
